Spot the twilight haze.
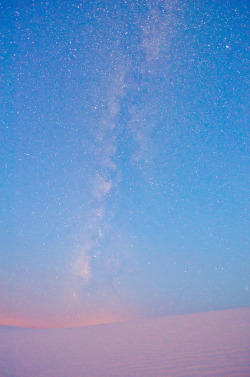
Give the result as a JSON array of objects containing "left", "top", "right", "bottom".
[{"left": 1, "top": 0, "right": 249, "bottom": 328}]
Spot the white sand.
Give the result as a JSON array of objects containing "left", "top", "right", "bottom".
[{"left": 0, "top": 307, "right": 249, "bottom": 377}]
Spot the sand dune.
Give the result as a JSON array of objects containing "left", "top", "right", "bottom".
[{"left": 0, "top": 307, "right": 249, "bottom": 377}]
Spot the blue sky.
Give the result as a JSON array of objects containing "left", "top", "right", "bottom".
[{"left": 1, "top": 0, "right": 249, "bottom": 327}]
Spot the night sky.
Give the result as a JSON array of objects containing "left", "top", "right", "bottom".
[{"left": 1, "top": 0, "right": 249, "bottom": 328}]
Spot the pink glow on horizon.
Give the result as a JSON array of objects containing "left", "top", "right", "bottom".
[{"left": 0, "top": 307, "right": 138, "bottom": 329}]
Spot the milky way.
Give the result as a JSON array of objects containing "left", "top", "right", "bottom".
[{"left": 1, "top": 0, "right": 249, "bottom": 327}]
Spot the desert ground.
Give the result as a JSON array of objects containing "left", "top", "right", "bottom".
[{"left": 0, "top": 307, "right": 249, "bottom": 377}]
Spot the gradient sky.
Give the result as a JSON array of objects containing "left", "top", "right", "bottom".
[{"left": 1, "top": 0, "right": 249, "bottom": 328}]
